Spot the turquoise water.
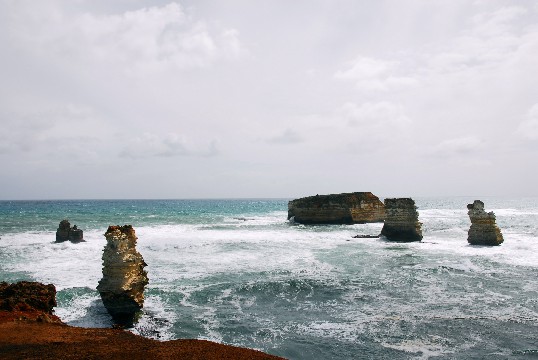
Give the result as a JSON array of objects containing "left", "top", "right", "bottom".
[{"left": 1, "top": 197, "right": 537, "bottom": 359}]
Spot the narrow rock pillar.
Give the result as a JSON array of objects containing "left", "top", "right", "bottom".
[
  {"left": 97, "top": 225, "right": 148, "bottom": 324},
  {"left": 467, "top": 200, "right": 504, "bottom": 246}
]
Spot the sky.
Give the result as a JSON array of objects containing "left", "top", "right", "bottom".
[{"left": 1, "top": 0, "right": 537, "bottom": 200}]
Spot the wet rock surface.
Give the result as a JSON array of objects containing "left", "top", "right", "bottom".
[
  {"left": 467, "top": 200, "right": 504, "bottom": 246},
  {"left": 381, "top": 198, "right": 423, "bottom": 242},
  {"left": 55, "top": 220, "right": 84, "bottom": 242},
  {"left": 288, "top": 192, "right": 385, "bottom": 225},
  {"left": 97, "top": 225, "right": 149, "bottom": 325}
]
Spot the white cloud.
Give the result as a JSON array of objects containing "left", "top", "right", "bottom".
[
  {"left": 119, "top": 133, "right": 218, "bottom": 159},
  {"left": 6, "top": 2, "right": 246, "bottom": 75},
  {"left": 422, "top": 6, "right": 531, "bottom": 78},
  {"left": 470, "top": 6, "right": 527, "bottom": 37},
  {"left": 335, "top": 56, "right": 396, "bottom": 81},
  {"left": 338, "top": 101, "right": 410, "bottom": 127},
  {"left": 334, "top": 56, "right": 418, "bottom": 91},
  {"left": 335, "top": 5, "right": 534, "bottom": 93},
  {"left": 516, "top": 104, "right": 538, "bottom": 141}
]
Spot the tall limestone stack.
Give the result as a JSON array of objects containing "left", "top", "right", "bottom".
[
  {"left": 467, "top": 200, "right": 504, "bottom": 246},
  {"left": 97, "top": 225, "right": 148, "bottom": 324},
  {"left": 381, "top": 198, "right": 423, "bottom": 242},
  {"left": 288, "top": 192, "right": 385, "bottom": 225}
]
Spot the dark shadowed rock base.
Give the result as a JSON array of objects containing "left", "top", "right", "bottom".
[
  {"left": 288, "top": 192, "right": 385, "bottom": 225},
  {"left": 467, "top": 200, "right": 504, "bottom": 246},
  {"left": 381, "top": 198, "right": 423, "bottom": 242}
]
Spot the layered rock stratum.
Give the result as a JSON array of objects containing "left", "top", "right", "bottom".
[
  {"left": 0, "top": 281, "right": 283, "bottom": 359},
  {"left": 381, "top": 198, "right": 423, "bottom": 242},
  {"left": 288, "top": 192, "right": 385, "bottom": 224},
  {"left": 467, "top": 200, "right": 504, "bottom": 246},
  {"left": 55, "top": 219, "right": 84, "bottom": 242},
  {"left": 97, "top": 225, "right": 149, "bottom": 324}
]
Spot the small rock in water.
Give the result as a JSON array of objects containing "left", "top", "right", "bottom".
[
  {"left": 467, "top": 200, "right": 504, "bottom": 246},
  {"left": 381, "top": 198, "right": 423, "bottom": 242},
  {"left": 55, "top": 220, "right": 84, "bottom": 242}
]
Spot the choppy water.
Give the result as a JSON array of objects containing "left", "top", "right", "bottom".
[{"left": 0, "top": 197, "right": 537, "bottom": 359}]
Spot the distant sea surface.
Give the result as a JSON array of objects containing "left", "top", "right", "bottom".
[{"left": 1, "top": 197, "right": 537, "bottom": 359}]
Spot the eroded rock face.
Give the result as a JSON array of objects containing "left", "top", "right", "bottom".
[
  {"left": 97, "top": 225, "right": 148, "bottom": 324},
  {"left": 56, "top": 220, "right": 71, "bottom": 242},
  {"left": 288, "top": 192, "right": 385, "bottom": 225},
  {"left": 467, "top": 200, "right": 504, "bottom": 246},
  {"left": 55, "top": 220, "right": 84, "bottom": 242},
  {"left": 0, "top": 281, "right": 60, "bottom": 322},
  {"left": 381, "top": 198, "right": 423, "bottom": 242}
]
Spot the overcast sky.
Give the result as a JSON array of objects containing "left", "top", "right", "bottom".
[{"left": 1, "top": 0, "right": 537, "bottom": 200}]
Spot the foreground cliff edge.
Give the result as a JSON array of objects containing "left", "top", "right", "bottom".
[{"left": 0, "top": 281, "right": 284, "bottom": 360}]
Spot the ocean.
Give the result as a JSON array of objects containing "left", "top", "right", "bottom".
[{"left": 0, "top": 197, "right": 537, "bottom": 359}]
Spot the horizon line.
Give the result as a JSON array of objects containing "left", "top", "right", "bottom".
[{"left": 1, "top": 194, "right": 537, "bottom": 202}]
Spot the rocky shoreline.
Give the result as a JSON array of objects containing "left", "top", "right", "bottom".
[{"left": 0, "top": 281, "right": 284, "bottom": 360}]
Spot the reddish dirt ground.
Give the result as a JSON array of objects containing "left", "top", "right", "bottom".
[{"left": 0, "top": 311, "right": 284, "bottom": 360}]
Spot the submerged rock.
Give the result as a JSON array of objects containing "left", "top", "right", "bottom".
[
  {"left": 288, "top": 192, "right": 385, "bottom": 225},
  {"left": 381, "top": 198, "right": 423, "bottom": 242},
  {"left": 97, "top": 225, "right": 148, "bottom": 324},
  {"left": 55, "top": 220, "right": 84, "bottom": 242},
  {"left": 467, "top": 200, "right": 504, "bottom": 246}
]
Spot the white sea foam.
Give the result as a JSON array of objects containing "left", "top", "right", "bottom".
[
  {"left": 380, "top": 338, "right": 450, "bottom": 359},
  {"left": 1, "top": 198, "right": 537, "bottom": 358}
]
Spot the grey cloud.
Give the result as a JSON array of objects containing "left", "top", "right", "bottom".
[
  {"left": 119, "top": 133, "right": 218, "bottom": 159},
  {"left": 516, "top": 104, "right": 538, "bottom": 141},
  {"left": 1, "top": 1, "right": 538, "bottom": 198},
  {"left": 431, "top": 136, "right": 485, "bottom": 158},
  {"left": 338, "top": 102, "right": 411, "bottom": 128},
  {"left": 0, "top": 105, "right": 101, "bottom": 154},
  {"left": 267, "top": 129, "right": 303, "bottom": 145}
]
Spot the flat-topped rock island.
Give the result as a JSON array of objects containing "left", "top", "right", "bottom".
[{"left": 288, "top": 192, "right": 385, "bottom": 225}]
